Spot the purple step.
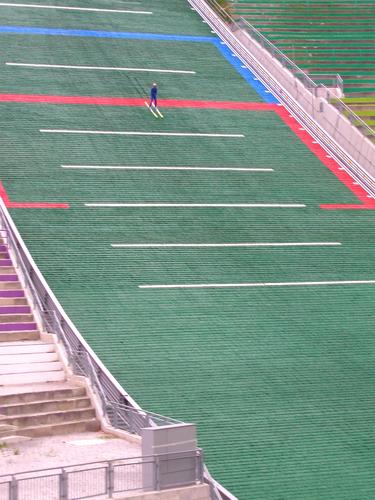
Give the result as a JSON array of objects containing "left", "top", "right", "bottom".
[
  {"left": 0, "top": 322, "right": 37, "bottom": 332},
  {"left": 0, "top": 275, "right": 18, "bottom": 282},
  {"left": 0, "top": 259, "right": 12, "bottom": 266},
  {"left": 0, "top": 306, "right": 31, "bottom": 314},
  {"left": 0, "top": 290, "right": 25, "bottom": 298},
  {"left": 0, "top": 245, "right": 7, "bottom": 252}
]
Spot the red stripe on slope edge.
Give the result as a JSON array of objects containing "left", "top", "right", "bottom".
[
  {"left": 274, "top": 108, "right": 375, "bottom": 210},
  {"left": 0, "top": 182, "right": 69, "bottom": 209}
]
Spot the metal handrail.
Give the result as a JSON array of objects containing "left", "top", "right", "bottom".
[
  {"left": 0, "top": 450, "right": 205, "bottom": 499},
  {"left": 202, "top": 0, "right": 374, "bottom": 140},
  {"left": 0, "top": 199, "right": 229, "bottom": 499},
  {"left": 238, "top": 19, "right": 344, "bottom": 93},
  {"left": 0, "top": 199, "right": 177, "bottom": 432},
  {"left": 0, "top": 450, "right": 203, "bottom": 480},
  {"left": 0, "top": 199, "right": 141, "bottom": 409}
]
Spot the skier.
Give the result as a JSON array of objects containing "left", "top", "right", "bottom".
[{"left": 150, "top": 83, "right": 158, "bottom": 108}]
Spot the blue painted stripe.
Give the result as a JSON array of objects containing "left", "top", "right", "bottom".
[
  {"left": 0, "top": 25, "right": 217, "bottom": 42},
  {"left": 0, "top": 25, "right": 278, "bottom": 102},
  {"left": 213, "top": 40, "right": 279, "bottom": 104}
]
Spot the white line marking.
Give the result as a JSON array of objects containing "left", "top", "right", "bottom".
[
  {"left": 0, "top": 2, "right": 152, "bottom": 14},
  {"left": 85, "top": 203, "right": 306, "bottom": 208},
  {"left": 112, "top": 242, "right": 341, "bottom": 248},
  {"left": 61, "top": 165, "right": 273, "bottom": 172},
  {"left": 7, "top": 63, "right": 194, "bottom": 74},
  {"left": 139, "top": 279, "right": 375, "bottom": 290},
  {"left": 41, "top": 130, "right": 244, "bottom": 138}
]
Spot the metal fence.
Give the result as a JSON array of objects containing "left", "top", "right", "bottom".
[
  {"left": 237, "top": 16, "right": 375, "bottom": 142},
  {"left": 189, "top": 0, "right": 375, "bottom": 187},
  {"left": 0, "top": 450, "right": 204, "bottom": 500},
  {"left": 236, "top": 18, "right": 343, "bottom": 94},
  {"left": 0, "top": 199, "right": 153, "bottom": 428},
  {"left": 0, "top": 200, "right": 229, "bottom": 499}
]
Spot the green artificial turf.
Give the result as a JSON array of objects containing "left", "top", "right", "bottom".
[{"left": 1, "top": 1, "right": 375, "bottom": 498}]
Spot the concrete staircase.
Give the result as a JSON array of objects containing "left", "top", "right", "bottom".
[
  {"left": 0, "top": 244, "right": 100, "bottom": 439},
  {"left": 0, "top": 383, "right": 99, "bottom": 438}
]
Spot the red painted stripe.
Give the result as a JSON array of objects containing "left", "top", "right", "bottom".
[
  {"left": 0, "top": 92, "right": 372, "bottom": 211},
  {"left": 9, "top": 202, "right": 70, "bottom": 208},
  {"left": 320, "top": 203, "right": 375, "bottom": 210},
  {"left": 274, "top": 108, "right": 375, "bottom": 211},
  {"left": 0, "top": 181, "right": 69, "bottom": 209},
  {"left": 0, "top": 93, "right": 277, "bottom": 111}
]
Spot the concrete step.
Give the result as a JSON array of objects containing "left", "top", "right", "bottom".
[
  {"left": 0, "top": 331, "right": 40, "bottom": 342},
  {"left": 0, "top": 423, "right": 17, "bottom": 438},
  {"left": 0, "top": 396, "right": 92, "bottom": 416},
  {"left": 0, "top": 259, "right": 12, "bottom": 266},
  {"left": 0, "top": 297, "right": 28, "bottom": 306},
  {"left": 0, "top": 351, "right": 58, "bottom": 364},
  {"left": 0, "top": 290, "right": 25, "bottom": 298},
  {"left": 0, "top": 322, "right": 37, "bottom": 331},
  {"left": 0, "top": 282, "right": 23, "bottom": 290},
  {"left": 0, "top": 275, "right": 18, "bottom": 282},
  {"left": 0, "top": 369, "right": 65, "bottom": 385},
  {"left": 0, "top": 266, "right": 16, "bottom": 274},
  {"left": 15, "top": 418, "right": 100, "bottom": 438},
  {"left": 0, "top": 306, "right": 31, "bottom": 314},
  {"left": 1, "top": 408, "right": 96, "bottom": 428},
  {"left": 0, "top": 360, "right": 63, "bottom": 375},
  {"left": 0, "top": 342, "right": 54, "bottom": 355},
  {"left": 0, "top": 383, "right": 86, "bottom": 404},
  {"left": 0, "top": 314, "right": 34, "bottom": 323}
]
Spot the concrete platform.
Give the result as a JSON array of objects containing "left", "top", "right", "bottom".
[{"left": 0, "top": 430, "right": 141, "bottom": 475}]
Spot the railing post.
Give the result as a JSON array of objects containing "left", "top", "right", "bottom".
[
  {"left": 113, "top": 403, "right": 119, "bottom": 428},
  {"left": 128, "top": 407, "right": 134, "bottom": 433},
  {"left": 10, "top": 476, "right": 18, "bottom": 500},
  {"left": 59, "top": 469, "right": 68, "bottom": 500},
  {"left": 154, "top": 456, "right": 160, "bottom": 491},
  {"left": 107, "top": 462, "right": 115, "bottom": 498},
  {"left": 196, "top": 449, "right": 204, "bottom": 483}
]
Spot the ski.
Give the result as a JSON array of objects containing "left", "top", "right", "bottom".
[
  {"left": 144, "top": 101, "right": 158, "bottom": 118},
  {"left": 154, "top": 107, "right": 164, "bottom": 119}
]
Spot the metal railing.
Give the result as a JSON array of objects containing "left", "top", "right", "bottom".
[
  {"left": 0, "top": 450, "right": 204, "bottom": 500},
  {"left": 0, "top": 199, "right": 142, "bottom": 417},
  {"left": 196, "top": 0, "right": 375, "bottom": 141},
  {"left": 236, "top": 17, "right": 344, "bottom": 93},
  {"left": 189, "top": 0, "right": 375, "bottom": 186},
  {"left": 237, "top": 16, "right": 374, "bottom": 140},
  {"left": 0, "top": 200, "right": 228, "bottom": 499},
  {"left": 0, "top": 202, "right": 185, "bottom": 434}
]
